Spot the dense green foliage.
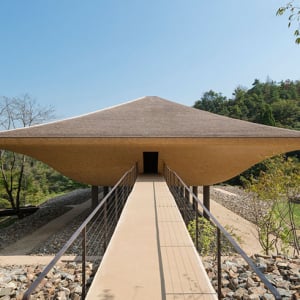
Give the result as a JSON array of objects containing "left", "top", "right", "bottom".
[
  {"left": 0, "top": 153, "right": 86, "bottom": 209},
  {"left": 194, "top": 79, "right": 300, "bottom": 129},
  {"left": 188, "top": 216, "right": 215, "bottom": 255},
  {"left": 244, "top": 155, "right": 300, "bottom": 255},
  {"left": 194, "top": 79, "right": 300, "bottom": 184},
  {"left": 188, "top": 216, "right": 241, "bottom": 255}
]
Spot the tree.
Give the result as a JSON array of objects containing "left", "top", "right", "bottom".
[
  {"left": 0, "top": 95, "right": 55, "bottom": 217},
  {"left": 245, "top": 156, "right": 300, "bottom": 255},
  {"left": 193, "top": 79, "right": 300, "bottom": 184},
  {"left": 256, "top": 104, "right": 276, "bottom": 126},
  {"left": 194, "top": 90, "right": 229, "bottom": 116},
  {"left": 277, "top": 1, "right": 300, "bottom": 44},
  {"left": 271, "top": 99, "right": 300, "bottom": 129}
]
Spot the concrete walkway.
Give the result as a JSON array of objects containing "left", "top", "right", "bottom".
[{"left": 86, "top": 175, "right": 217, "bottom": 300}]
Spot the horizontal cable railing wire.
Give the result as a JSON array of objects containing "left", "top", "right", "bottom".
[
  {"left": 22, "top": 164, "right": 137, "bottom": 300},
  {"left": 163, "top": 164, "right": 282, "bottom": 300}
]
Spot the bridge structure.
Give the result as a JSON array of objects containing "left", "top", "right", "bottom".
[
  {"left": 0, "top": 96, "right": 299, "bottom": 299},
  {"left": 85, "top": 174, "right": 217, "bottom": 300},
  {"left": 22, "top": 165, "right": 283, "bottom": 299}
]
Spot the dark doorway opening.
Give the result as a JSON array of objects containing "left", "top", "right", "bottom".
[{"left": 143, "top": 152, "right": 158, "bottom": 174}]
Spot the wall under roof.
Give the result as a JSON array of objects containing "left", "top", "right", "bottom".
[{"left": 0, "top": 97, "right": 299, "bottom": 186}]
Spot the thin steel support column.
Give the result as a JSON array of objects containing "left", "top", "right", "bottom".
[
  {"left": 192, "top": 186, "right": 198, "bottom": 198},
  {"left": 203, "top": 185, "right": 210, "bottom": 220},
  {"left": 103, "top": 186, "right": 109, "bottom": 197},
  {"left": 91, "top": 186, "right": 99, "bottom": 210}
]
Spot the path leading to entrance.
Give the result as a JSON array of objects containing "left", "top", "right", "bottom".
[{"left": 86, "top": 175, "right": 217, "bottom": 300}]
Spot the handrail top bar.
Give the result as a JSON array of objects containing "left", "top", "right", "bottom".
[
  {"left": 164, "top": 164, "right": 282, "bottom": 300},
  {"left": 23, "top": 164, "right": 137, "bottom": 300}
]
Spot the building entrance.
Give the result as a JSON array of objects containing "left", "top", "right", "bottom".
[{"left": 143, "top": 152, "right": 158, "bottom": 174}]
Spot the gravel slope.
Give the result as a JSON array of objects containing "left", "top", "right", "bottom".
[
  {"left": 0, "top": 185, "right": 262, "bottom": 255},
  {"left": 211, "top": 185, "right": 268, "bottom": 224},
  {"left": 0, "top": 189, "right": 91, "bottom": 251}
]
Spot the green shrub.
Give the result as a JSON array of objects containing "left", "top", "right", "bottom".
[
  {"left": 188, "top": 217, "right": 216, "bottom": 255},
  {"left": 188, "top": 216, "right": 239, "bottom": 256},
  {"left": 0, "top": 198, "right": 10, "bottom": 208}
]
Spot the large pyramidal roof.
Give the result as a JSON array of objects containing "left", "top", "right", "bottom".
[
  {"left": 0, "top": 96, "right": 299, "bottom": 138},
  {"left": 0, "top": 96, "right": 299, "bottom": 186}
]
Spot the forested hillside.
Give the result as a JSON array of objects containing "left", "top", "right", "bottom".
[
  {"left": 0, "top": 156, "right": 86, "bottom": 209},
  {"left": 193, "top": 79, "right": 300, "bottom": 184},
  {"left": 194, "top": 79, "right": 300, "bottom": 130}
]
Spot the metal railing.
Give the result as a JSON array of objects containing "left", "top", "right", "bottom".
[
  {"left": 23, "top": 164, "right": 138, "bottom": 300},
  {"left": 163, "top": 165, "right": 282, "bottom": 300}
]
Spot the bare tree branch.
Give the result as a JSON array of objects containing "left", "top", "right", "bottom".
[{"left": 0, "top": 95, "right": 55, "bottom": 216}]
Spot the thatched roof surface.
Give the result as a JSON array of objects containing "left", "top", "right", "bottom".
[{"left": 0, "top": 96, "right": 299, "bottom": 138}]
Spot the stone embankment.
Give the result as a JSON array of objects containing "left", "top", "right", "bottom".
[
  {"left": 0, "top": 260, "right": 99, "bottom": 300},
  {"left": 1, "top": 187, "right": 299, "bottom": 299},
  {"left": 0, "top": 189, "right": 91, "bottom": 252},
  {"left": 207, "top": 186, "right": 300, "bottom": 299},
  {"left": 211, "top": 185, "right": 268, "bottom": 224},
  {"left": 204, "top": 254, "right": 300, "bottom": 299},
  {"left": 1, "top": 255, "right": 299, "bottom": 299}
]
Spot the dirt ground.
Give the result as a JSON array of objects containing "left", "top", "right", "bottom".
[
  {"left": 210, "top": 198, "right": 262, "bottom": 255},
  {"left": 0, "top": 188, "right": 262, "bottom": 264}
]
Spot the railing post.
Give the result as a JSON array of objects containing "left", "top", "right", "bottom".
[
  {"left": 103, "top": 186, "right": 109, "bottom": 197},
  {"left": 196, "top": 209, "right": 199, "bottom": 251},
  {"left": 121, "top": 185, "right": 125, "bottom": 207},
  {"left": 181, "top": 187, "right": 185, "bottom": 223},
  {"left": 174, "top": 175, "right": 177, "bottom": 196},
  {"left": 82, "top": 227, "right": 86, "bottom": 299},
  {"left": 103, "top": 200, "right": 108, "bottom": 251},
  {"left": 91, "top": 186, "right": 99, "bottom": 210},
  {"left": 115, "top": 188, "right": 118, "bottom": 224},
  {"left": 178, "top": 184, "right": 184, "bottom": 222},
  {"left": 133, "top": 166, "right": 135, "bottom": 182},
  {"left": 125, "top": 180, "right": 127, "bottom": 202},
  {"left": 184, "top": 186, "right": 189, "bottom": 224},
  {"left": 125, "top": 177, "right": 128, "bottom": 199},
  {"left": 217, "top": 227, "right": 222, "bottom": 300},
  {"left": 185, "top": 186, "right": 189, "bottom": 204},
  {"left": 177, "top": 178, "right": 181, "bottom": 200},
  {"left": 171, "top": 171, "right": 175, "bottom": 192},
  {"left": 203, "top": 185, "right": 210, "bottom": 220},
  {"left": 126, "top": 176, "right": 129, "bottom": 198},
  {"left": 192, "top": 186, "right": 199, "bottom": 251}
]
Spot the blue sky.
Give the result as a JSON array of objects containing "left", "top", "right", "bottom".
[{"left": 0, "top": 0, "right": 299, "bottom": 119}]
